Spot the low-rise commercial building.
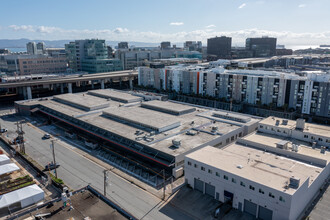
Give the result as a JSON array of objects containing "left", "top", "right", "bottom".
[{"left": 185, "top": 117, "right": 330, "bottom": 220}]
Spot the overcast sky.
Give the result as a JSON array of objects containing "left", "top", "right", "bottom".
[{"left": 1, "top": 0, "right": 329, "bottom": 48}]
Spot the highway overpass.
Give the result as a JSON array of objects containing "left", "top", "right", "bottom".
[{"left": 0, "top": 70, "right": 138, "bottom": 100}]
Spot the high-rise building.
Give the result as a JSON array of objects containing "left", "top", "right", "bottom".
[
  {"left": 184, "top": 41, "right": 202, "bottom": 52},
  {"left": 160, "top": 42, "right": 171, "bottom": 49},
  {"left": 36, "top": 42, "right": 46, "bottom": 54},
  {"left": 26, "top": 42, "right": 37, "bottom": 55},
  {"left": 118, "top": 42, "right": 128, "bottom": 49},
  {"left": 207, "top": 36, "right": 232, "bottom": 60},
  {"left": 246, "top": 36, "right": 277, "bottom": 57},
  {"left": 65, "top": 39, "right": 123, "bottom": 73}
]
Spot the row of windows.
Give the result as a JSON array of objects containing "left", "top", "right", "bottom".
[
  {"left": 303, "top": 134, "right": 328, "bottom": 143},
  {"left": 187, "top": 161, "right": 286, "bottom": 203}
]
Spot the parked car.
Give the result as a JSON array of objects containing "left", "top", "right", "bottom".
[
  {"left": 0, "top": 128, "right": 8, "bottom": 133},
  {"left": 42, "top": 133, "right": 51, "bottom": 139}
]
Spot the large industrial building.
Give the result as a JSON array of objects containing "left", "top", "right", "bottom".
[
  {"left": 15, "top": 89, "right": 260, "bottom": 186},
  {"left": 185, "top": 117, "right": 330, "bottom": 220}
]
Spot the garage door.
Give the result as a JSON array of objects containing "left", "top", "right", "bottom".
[
  {"left": 244, "top": 199, "right": 257, "bottom": 217},
  {"left": 205, "top": 183, "right": 215, "bottom": 197},
  {"left": 258, "top": 206, "right": 273, "bottom": 220},
  {"left": 194, "top": 178, "right": 204, "bottom": 193}
]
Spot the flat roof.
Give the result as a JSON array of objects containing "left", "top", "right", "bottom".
[
  {"left": 17, "top": 90, "right": 261, "bottom": 158},
  {"left": 141, "top": 100, "right": 196, "bottom": 115},
  {"left": 260, "top": 117, "right": 330, "bottom": 137},
  {"left": 102, "top": 106, "right": 181, "bottom": 132},
  {"left": 53, "top": 93, "right": 110, "bottom": 111},
  {"left": 212, "top": 111, "right": 251, "bottom": 123},
  {"left": 243, "top": 132, "right": 330, "bottom": 162},
  {"left": 186, "top": 145, "right": 323, "bottom": 194},
  {"left": 88, "top": 89, "right": 143, "bottom": 103}
]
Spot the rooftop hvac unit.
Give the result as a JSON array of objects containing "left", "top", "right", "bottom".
[
  {"left": 296, "top": 118, "right": 305, "bottom": 130},
  {"left": 312, "top": 141, "right": 317, "bottom": 149},
  {"left": 320, "top": 146, "right": 326, "bottom": 154},
  {"left": 276, "top": 140, "right": 289, "bottom": 150},
  {"left": 211, "top": 126, "right": 218, "bottom": 132},
  {"left": 289, "top": 176, "right": 300, "bottom": 189},
  {"left": 282, "top": 119, "right": 288, "bottom": 125},
  {"left": 275, "top": 120, "right": 280, "bottom": 126},
  {"left": 172, "top": 139, "right": 181, "bottom": 148},
  {"left": 186, "top": 130, "right": 197, "bottom": 136}
]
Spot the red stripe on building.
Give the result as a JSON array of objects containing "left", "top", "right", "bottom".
[{"left": 197, "top": 72, "right": 200, "bottom": 94}]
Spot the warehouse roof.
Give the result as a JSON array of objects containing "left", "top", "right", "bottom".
[
  {"left": 186, "top": 145, "right": 323, "bottom": 194},
  {"left": 141, "top": 100, "right": 196, "bottom": 115},
  {"left": 53, "top": 93, "right": 110, "bottom": 111},
  {"left": 88, "top": 89, "right": 143, "bottom": 103},
  {"left": 102, "top": 107, "right": 181, "bottom": 132}
]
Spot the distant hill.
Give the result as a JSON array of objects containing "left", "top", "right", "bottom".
[{"left": 0, "top": 38, "right": 164, "bottom": 49}]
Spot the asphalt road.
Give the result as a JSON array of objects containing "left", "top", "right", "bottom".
[{"left": 0, "top": 110, "right": 192, "bottom": 220}]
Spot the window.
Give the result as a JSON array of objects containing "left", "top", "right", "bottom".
[
  {"left": 269, "top": 192, "right": 275, "bottom": 198},
  {"left": 249, "top": 185, "right": 255, "bottom": 191},
  {"left": 260, "top": 125, "right": 264, "bottom": 129},
  {"left": 232, "top": 178, "right": 236, "bottom": 183},
  {"left": 201, "top": 166, "right": 205, "bottom": 171},
  {"left": 226, "top": 138, "right": 229, "bottom": 144},
  {"left": 279, "top": 196, "right": 285, "bottom": 202},
  {"left": 318, "top": 138, "right": 323, "bottom": 142},
  {"left": 240, "top": 181, "right": 245, "bottom": 187},
  {"left": 216, "top": 172, "right": 220, "bottom": 177},
  {"left": 304, "top": 135, "right": 308, "bottom": 138},
  {"left": 194, "top": 164, "right": 198, "bottom": 168},
  {"left": 231, "top": 136, "right": 234, "bottom": 141},
  {"left": 224, "top": 175, "right": 228, "bottom": 180},
  {"left": 259, "top": 189, "right": 265, "bottom": 194},
  {"left": 188, "top": 161, "right": 192, "bottom": 166},
  {"left": 208, "top": 169, "right": 212, "bottom": 174}
]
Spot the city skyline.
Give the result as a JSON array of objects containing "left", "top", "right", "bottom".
[{"left": 0, "top": 0, "right": 329, "bottom": 48}]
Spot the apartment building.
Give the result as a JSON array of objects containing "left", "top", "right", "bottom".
[
  {"left": 185, "top": 117, "right": 330, "bottom": 220},
  {"left": 138, "top": 65, "right": 330, "bottom": 118}
]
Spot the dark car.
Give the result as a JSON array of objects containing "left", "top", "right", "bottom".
[{"left": 44, "top": 162, "right": 60, "bottom": 171}]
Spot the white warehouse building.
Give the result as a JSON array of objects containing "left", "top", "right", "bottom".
[{"left": 185, "top": 117, "right": 330, "bottom": 220}]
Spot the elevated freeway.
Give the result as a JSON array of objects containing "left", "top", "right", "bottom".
[{"left": 0, "top": 70, "right": 138, "bottom": 100}]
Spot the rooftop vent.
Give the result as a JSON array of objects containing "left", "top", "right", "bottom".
[
  {"left": 186, "top": 130, "right": 197, "bottom": 136},
  {"left": 172, "top": 139, "right": 181, "bottom": 148},
  {"left": 292, "top": 144, "right": 299, "bottom": 152},
  {"left": 237, "top": 165, "right": 243, "bottom": 169},
  {"left": 289, "top": 176, "right": 300, "bottom": 189},
  {"left": 296, "top": 118, "right": 305, "bottom": 130}
]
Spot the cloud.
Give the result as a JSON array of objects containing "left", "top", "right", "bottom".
[
  {"left": 206, "top": 24, "right": 216, "bottom": 28},
  {"left": 170, "top": 22, "right": 184, "bottom": 26},
  {"left": 298, "top": 4, "right": 306, "bottom": 8},
  {"left": 6, "top": 25, "right": 330, "bottom": 47},
  {"left": 238, "top": 3, "right": 246, "bottom": 9},
  {"left": 113, "top": 27, "right": 129, "bottom": 33}
]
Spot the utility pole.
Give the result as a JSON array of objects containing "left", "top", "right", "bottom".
[
  {"left": 162, "top": 169, "right": 166, "bottom": 200},
  {"left": 104, "top": 170, "right": 109, "bottom": 197},
  {"left": 51, "top": 139, "right": 58, "bottom": 178},
  {"left": 16, "top": 121, "right": 25, "bottom": 154}
]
